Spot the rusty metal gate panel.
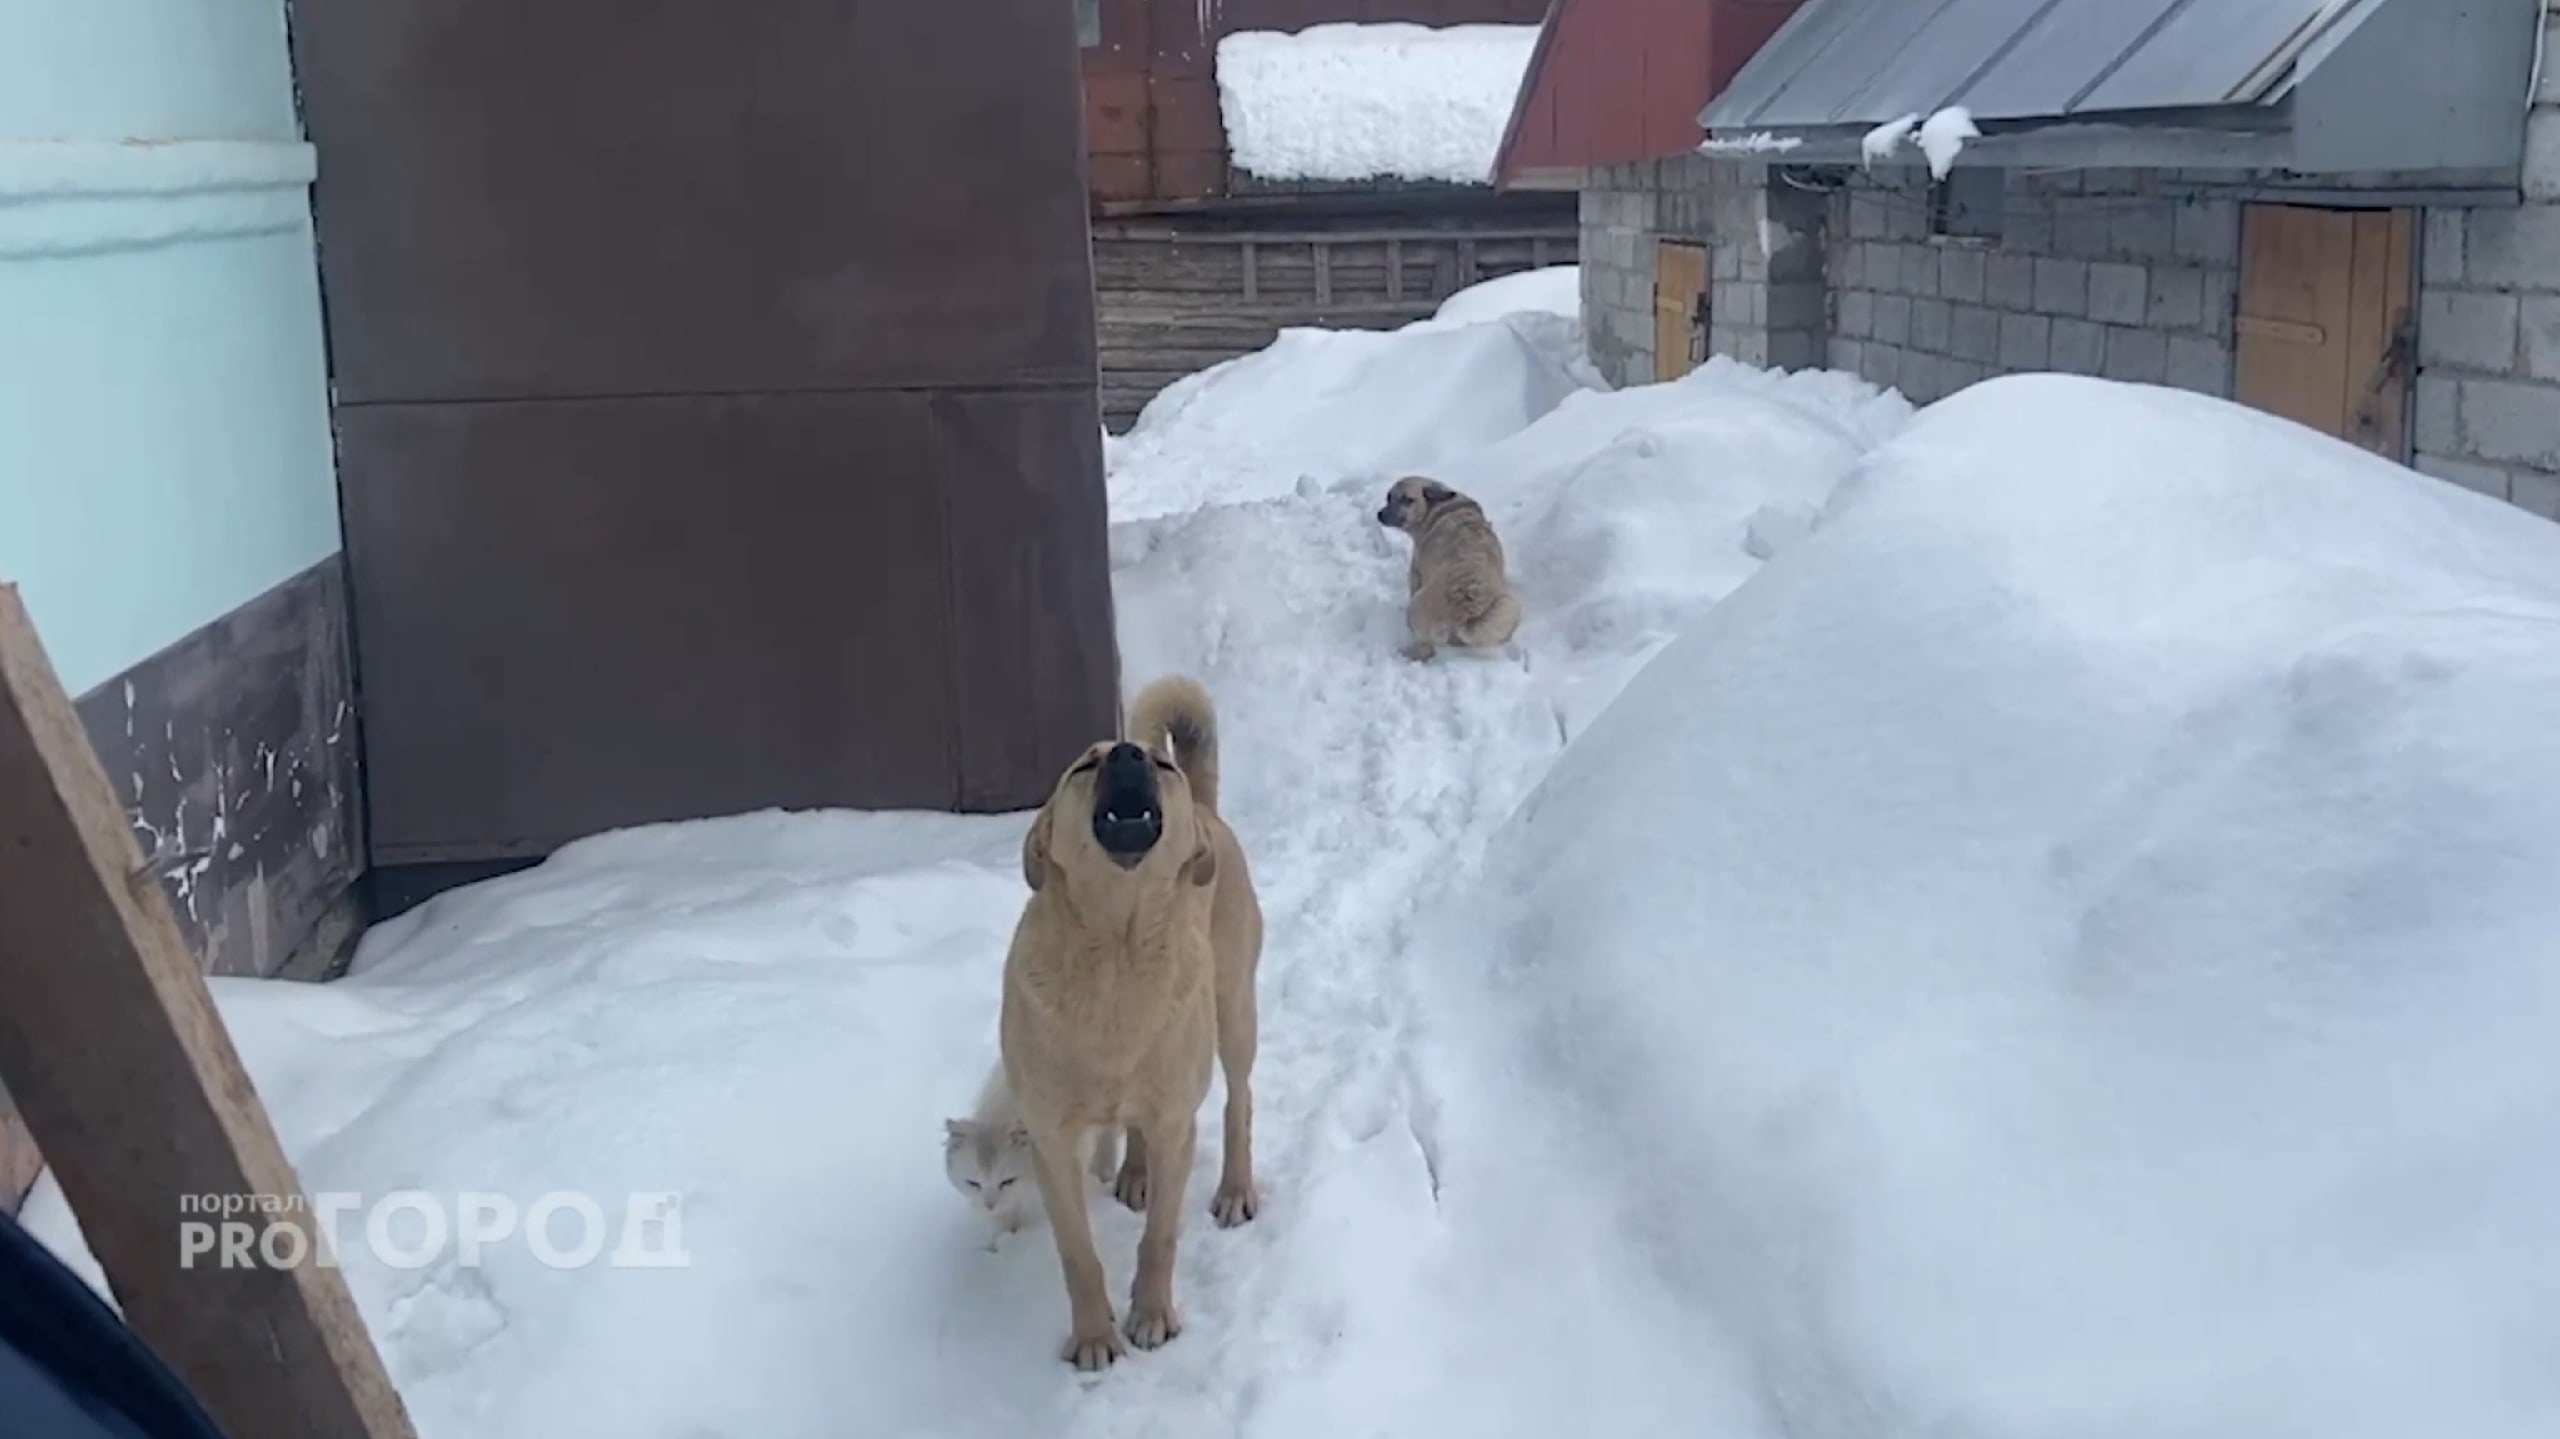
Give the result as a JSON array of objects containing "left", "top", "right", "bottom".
[{"left": 290, "top": 0, "right": 1117, "bottom": 868}]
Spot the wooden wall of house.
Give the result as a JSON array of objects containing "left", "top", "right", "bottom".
[
  {"left": 1083, "top": 0, "right": 1552, "bottom": 209},
  {"left": 1095, "top": 195, "right": 1577, "bottom": 428}
]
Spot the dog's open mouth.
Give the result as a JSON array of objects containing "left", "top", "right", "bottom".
[{"left": 1091, "top": 742, "right": 1164, "bottom": 867}]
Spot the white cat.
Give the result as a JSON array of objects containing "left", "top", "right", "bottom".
[{"left": 943, "top": 1061, "right": 1122, "bottom": 1250}]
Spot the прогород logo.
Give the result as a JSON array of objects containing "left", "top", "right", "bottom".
[{"left": 176, "top": 1190, "right": 690, "bottom": 1271}]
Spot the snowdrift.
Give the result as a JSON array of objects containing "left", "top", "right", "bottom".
[
  {"left": 1421, "top": 265, "right": 1581, "bottom": 329},
  {"left": 1105, "top": 311, "right": 1598, "bottom": 521},
  {"left": 1376, "top": 375, "right": 2560, "bottom": 1438},
  {"left": 1113, "top": 356, "right": 1911, "bottom": 749}
]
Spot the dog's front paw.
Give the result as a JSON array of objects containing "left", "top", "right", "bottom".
[
  {"left": 1122, "top": 1299, "right": 1182, "bottom": 1351},
  {"left": 1063, "top": 1321, "right": 1128, "bottom": 1372},
  {"left": 1209, "top": 1180, "right": 1259, "bottom": 1228},
  {"left": 1112, "top": 1159, "right": 1151, "bottom": 1212},
  {"left": 1399, "top": 639, "right": 1437, "bottom": 662}
]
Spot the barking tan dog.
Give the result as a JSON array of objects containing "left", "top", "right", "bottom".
[
  {"left": 999, "top": 675, "right": 1264, "bottom": 1370},
  {"left": 1376, "top": 475, "right": 1523, "bottom": 661}
]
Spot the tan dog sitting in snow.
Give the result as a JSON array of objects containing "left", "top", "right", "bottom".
[
  {"left": 1000, "top": 674, "right": 1265, "bottom": 1370},
  {"left": 1376, "top": 475, "right": 1523, "bottom": 661}
]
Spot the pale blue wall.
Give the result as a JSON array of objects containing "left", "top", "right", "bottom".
[{"left": 0, "top": 0, "right": 340, "bottom": 696}]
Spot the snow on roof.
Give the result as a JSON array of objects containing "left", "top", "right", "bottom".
[{"left": 1216, "top": 23, "right": 1541, "bottom": 186}]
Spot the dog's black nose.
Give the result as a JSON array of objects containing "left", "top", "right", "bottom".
[{"left": 1091, "top": 742, "right": 1163, "bottom": 866}]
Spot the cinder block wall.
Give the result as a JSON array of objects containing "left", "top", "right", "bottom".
[
  {"left": 1580, "top": 158, "right": 2560, "bottom": 525},
  {"left": 1581, "top": 155, "right": 1827, "bottom": 385},
  {"left": 1822, "top": 168, "right": 2239, "bottom": 408},
  {"left": 2412, "top": 1, "right": 2560, "bottom": 517},
  {"left": 1574, "top": 5, "right": 2560, "bottom": 525}
]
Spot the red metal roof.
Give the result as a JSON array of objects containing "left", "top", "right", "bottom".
[{"left": 1494, "top": 0, "right": 1809, "bottom": 187}]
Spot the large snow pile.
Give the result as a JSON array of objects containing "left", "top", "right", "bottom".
[
  {"left": 1216, "top": 24, "right": 1540, "bottom": 185},
  {"left": 1287, "top": 374, "right": 2560, "bottom": 1438},
  {"left": 1420, "top": 264, "right": 1580, "bottom": 328},
  {"left": 1107, "top": 266, "right": 1599, "bottom": 521},
  {"left": 1103, "top": 306, "right": 1599, "bottom": 522},
  {"left": 23, "top": 300, "right": 1915, "bottom": 1437}
]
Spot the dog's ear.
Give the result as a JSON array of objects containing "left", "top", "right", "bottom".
[
  {"left": 1020, "top": 808, "right": 1052, "bottom": 891},
  {"left": 1422, "top": 482, "right": 1456, "bottom": 504},
  {"left": 944, "top": 1118, "right": 971, "bottom": 1141},
  {"left": 1182, "top": 823, "right": 1219, "bottom": 888}
]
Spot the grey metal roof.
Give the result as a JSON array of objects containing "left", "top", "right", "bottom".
[{"left": 1699, "top": 0, "right": 2384, "bottom": 132}]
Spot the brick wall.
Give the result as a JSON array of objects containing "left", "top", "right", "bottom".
[
  {"left": 1825, "top": 168, "right": 2239, "bottom": 408},
  {"left": 1580, "top": 155, "right": 1826, "bottom": 386},
  {"left": 2411, "top": 1, "right": 2560, "bottom": 519}
]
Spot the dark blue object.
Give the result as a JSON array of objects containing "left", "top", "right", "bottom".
[{"left": 0, "top": 1206, "right": 228, "bottom": 1438}]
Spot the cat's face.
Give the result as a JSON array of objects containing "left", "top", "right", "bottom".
[{"left": 942, "top": 1118, "right": 1034, "bottom": 1228}]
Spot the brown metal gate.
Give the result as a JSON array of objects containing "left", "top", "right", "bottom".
[{"left": 288, "top": 1, "right": 1118, "bottom": 874}]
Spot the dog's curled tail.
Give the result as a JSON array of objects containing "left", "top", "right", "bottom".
[{"left": 1127, "top": 674, "right": 1222, "bottom": 814}]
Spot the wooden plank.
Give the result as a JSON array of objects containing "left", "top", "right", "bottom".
[
  {"left": 1100, "top": 309, "right": 1430, "bottom": 339},
  {"left": 2235, "top": 204, "right": 2358, "bottom": 441},
  {"left": 0, "top": 1109, "right": 38, "bottom": 1215},
  {"left": 2235, "top": 314, "right": 2328, "bottom": 345},
  {"left": 2382, "top": 207, "right": 2416, "bottom": 453},
  {"left": 2342, "top": 208, "right": 2416, "bottom": 461},
  {"left": 1092, "top": 224, "right": 1579, "bottom": 247},
  {"left": 0, "top": 584, "right": 419, "bottom": 1439},
  {"left": 1654, "top": 239, "right": 1709, "bottom": 381}
]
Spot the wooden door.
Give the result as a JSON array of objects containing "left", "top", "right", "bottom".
[
  {"left": 1655, "top": 240, "right": 1711, "bottom": 381},
  {"left": 2235, "top": 204, "right": 2416, "bottom": 460},
  {"left": 288, "top": 1, "right": 1119, "bottom": 883}
]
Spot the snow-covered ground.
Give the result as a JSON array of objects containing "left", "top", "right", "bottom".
[
  {"left": 26, "top": 271, "right": 2560, "bottom": 1439},
  {"left": 1215, "top": 23, "right": 1540, "bottom": 185}
]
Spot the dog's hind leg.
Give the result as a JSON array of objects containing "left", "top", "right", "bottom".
[
  {"left": 1026, "top": 1121, "right": 1126, "bottom": 1370},
  {"left": 1122, "top": 1110, "right": 1197, "bottom": 1351},
  {"left": 1456, "top": 590, "right": 1523, "bottom": 650},
  {"left": 1210, "top": 979, "right": 1260, "bottom": 1227}
]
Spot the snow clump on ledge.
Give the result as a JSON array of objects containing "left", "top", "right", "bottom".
[{"left": 1216, "top": 23, "right": 1540, "bottom": 185}]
